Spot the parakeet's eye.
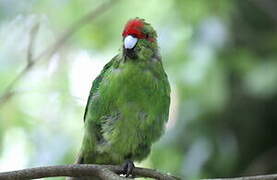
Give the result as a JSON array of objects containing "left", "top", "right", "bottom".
[{"left": 124, "top": 35, "right": 138, "bottom": 49}]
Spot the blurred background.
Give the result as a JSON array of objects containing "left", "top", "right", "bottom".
[{"left": 1, "top": 0, "right": 277, "bottom": 179}]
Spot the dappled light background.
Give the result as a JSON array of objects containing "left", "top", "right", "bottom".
[{"left": 1, "top": 0, "right": 277, "bottom": 179}]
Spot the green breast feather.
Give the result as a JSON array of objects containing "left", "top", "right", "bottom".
[{"left": 81, "top": 54, "right": 170, "bottom": 164}]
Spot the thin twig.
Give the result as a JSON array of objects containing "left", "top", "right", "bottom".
[
  {"left": 0, "top": 22, "right": 40, "bottom": 106},
  {"left": 0, "top": 164, "right": 180, "bottom": 180},
  {"left": 27, "top": 23, "right": 40, "bottom": 66},
  {"left": 0, "top": 66, "right": 32, "bottom": 106},
  {"left": 251, "top": 0, "right": 277, "bottom": 23},
  {"left": 0, "top": 0, "right": 119, "bottom": 107},
  {"left": 34, "top": 0, "right": 120, "bottom": 62}
]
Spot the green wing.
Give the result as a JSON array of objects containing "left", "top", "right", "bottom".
[{"left": 83, "top": 55, "right": 119, "bottom": 122}]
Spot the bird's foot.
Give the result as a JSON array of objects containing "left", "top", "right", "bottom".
[{"left": 122, "top": 160, "right": 135, "bottom": 178}]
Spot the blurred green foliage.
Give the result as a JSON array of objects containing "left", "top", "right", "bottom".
[{"left": 1, "top": 0, "right": 277, "bottom": 179}]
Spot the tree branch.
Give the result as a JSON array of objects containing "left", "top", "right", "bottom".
[
  {"left": 0, "top": 164, "right": 180, "bottom": 180},
  {"left": 0, "top": 0, "right": 119, "bottom": 107},
  {"left": 202, "top": 173, "right": 277, "bottom": 180}
]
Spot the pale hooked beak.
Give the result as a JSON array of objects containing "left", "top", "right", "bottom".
[{"left": 124, "top": 35, "right": 138, "bottom": 49}]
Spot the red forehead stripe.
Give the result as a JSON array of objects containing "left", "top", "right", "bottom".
[{"left": 122, "top": 19, "right": 146, "bottom": 39}]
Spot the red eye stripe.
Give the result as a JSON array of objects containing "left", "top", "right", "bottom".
[{"left": 122, "top": 19, "right": 146, "bottom": 39}]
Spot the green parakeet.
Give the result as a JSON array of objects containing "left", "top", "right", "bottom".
[{"left": 73, "top": 18, "right": 170, "bottom": 179}]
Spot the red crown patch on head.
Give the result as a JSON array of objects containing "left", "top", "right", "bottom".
[{"left": 122, "top": 19, "right": 146, "bottom": 39}]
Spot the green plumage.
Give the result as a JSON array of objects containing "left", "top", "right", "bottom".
[{"left": 78, "top": 18, "right": 170, "bottom": 168}]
